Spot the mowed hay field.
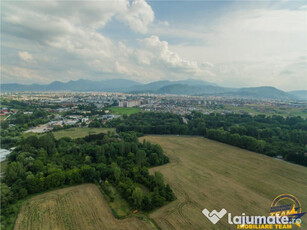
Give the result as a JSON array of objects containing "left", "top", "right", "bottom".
[
  {"left": 14, "top": 184, "right": 153, "bottom": 230},
  {"left": 140, "top": 136, "right": 307, "bottom": 230}
]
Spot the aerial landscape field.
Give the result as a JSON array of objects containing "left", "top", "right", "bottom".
[
  {"left": 1, "top": 0, "right": 307, "bottom": 229},
  {"left": 14, "top": 184, "right": 153, "bottom": 230},
  {"left": 142, "top": 136, "right": 307, "bottom": 229},
  {"left": 13, "top": 136, "right": 307, "bottom": 230}
]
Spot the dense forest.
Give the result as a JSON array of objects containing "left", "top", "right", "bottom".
[
  {"left": 1, "top": 132, "right": 175, "bottom": 229},
  {"left": 106, "top": 112, "right": 307, "bottom": 166}
]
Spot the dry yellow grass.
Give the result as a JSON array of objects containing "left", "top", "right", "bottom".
[
  {"left": 14, "top": 184, "right": 153, "bottom": 230},
  {"left": 140, "top": 136, "right": 307, "bottom": 230}
]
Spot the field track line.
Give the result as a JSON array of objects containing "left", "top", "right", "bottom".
[{"left": 159, "top": 217, "right": 176, "bottom": 230}]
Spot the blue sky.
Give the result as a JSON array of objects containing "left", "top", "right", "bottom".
[{"left": 1, "top": 0, "right": 306, "bottom": 90}]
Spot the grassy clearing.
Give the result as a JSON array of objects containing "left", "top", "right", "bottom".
[
  {"left": 107, "top": 107, "right": 141, "bottom": 116},
  {"left": 101, "top": 184, "right": 132, "bottom": 218},
  {"left": 52, "top": 127, "right": 115, "bottom": 139},
  {"left": 14, "top": 184, "right": 153, "bottom": 230},
  {"left": 139, "top": 136, "right": 307, "bottom": 230}
]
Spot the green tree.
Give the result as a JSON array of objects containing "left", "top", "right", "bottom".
[
  {"left": 66, "top": 168, "right": 83, "bottom": 184},
  {"left": 111, "top": 163, "right": 121, "bottom": 182},
  {"left": 165, "top": 184, "right": 175, "bottom": 201},
  {"left": 80, "top": 165, "right": 97, "bottom": 182},
  {"left": 26, "top": 174, "right": 44, "bottom": 194},
  {"left": 45, "top": 171, "right": 66, "bottom": 188},
  {"left": 1, "top": 183, "right": 12, "bottom": 207},
  {"left": 30, "top": 159, "right": 44, "bottom": 174},
  {"left": 136, "top": 150, "right": 146, "bottom": 166},
  {"left": 149, "top": 153, "right": 159, "bottom": 165},
  {"left": 1, "top": 121, "right": 9, "bottom": 129},
  {"left": 38, "top": 134, "right": 56, "bottom": 155},
  {"left": 132, "top": 187, "right": 144, "bottom": 208},
  {"left": 5, "top": 162, "right": 25, "bottom": 185},
  {"left": 154, "top": 172, "right": 164, "bottom": 187}
]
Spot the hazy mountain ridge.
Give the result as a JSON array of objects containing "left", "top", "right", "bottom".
[
  {"left": 1, "top": 79, "right": 141, "bottom": 92},
  {"left": 288, "top": 90, "right": 307, "bottom": 100},
  {"left": 155, "top": 84, "right": 233, "bottom": 95},
  {"left": 126, "top": 78, "right": 217, "bottom": 92},
  {"left": 1, "top": 79, "right": 303, "bottom": 100},
  {"left": 222, "top": 86, "right": 295, "bottom": 100}
]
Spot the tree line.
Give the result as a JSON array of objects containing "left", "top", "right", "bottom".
[{"left": 106, "top": 112, "right": 307, "bottom": 166}]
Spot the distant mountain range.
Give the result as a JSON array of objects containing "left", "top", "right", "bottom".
[
  {"left": 1, "top": 79, "right": 141, "bottom": 92},
  {"left": 1, "top": 78, "right": 305, "bottom": 100},
  {"left": 288, "top": 90, "right": 307, "bottom": 100}
]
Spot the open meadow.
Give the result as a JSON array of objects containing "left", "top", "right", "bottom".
[
  {"left": 107, "top": 107, "right": 141, "bottom": 116},
  {"left": 14, "top": 184, "right": 154, "bottom": 230},
  {"left": 52, "top": 127, "right": 116, "bottom": 139},
  {"left": 140, "top": 136, "right": 307, "bottom": 230}
]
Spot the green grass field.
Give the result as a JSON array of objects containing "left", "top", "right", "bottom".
[
  {"left": 107, "top": 107, "right": 141, "bottom": 116},
  {"left": 140, "top": 136, "right": 307, "bottom": 230},
  {"left": 52, "top": 127, "right": 115, "bottom": 139}
]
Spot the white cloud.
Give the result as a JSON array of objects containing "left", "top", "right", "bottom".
[
  {"left": 2, "top": 1, "right": 306, "bottom": 90},
  {"left": 18, "top": 51, "right": 33, "bottom": 62},
  {"left": 1, "top": 66, "right": 45, "bottom": 83},
  {"left": 2, "top": 0, "right": 153, "bottom": 45},
  {"left": 138, "top": 35, "right": 212, "bottom": 76},
  {"left": 169, "top": 7, "right": 307, "bottom": 90},
  {"left": 1, "top": 0, "right": 156, "bottom": 81},
  {"left": 118, "top": 0, "right": 154, "bottom": 33},
  {"left": 1, "top": 0, "right": 213, "bottom": 84}
]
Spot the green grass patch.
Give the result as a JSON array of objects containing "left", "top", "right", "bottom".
[
  {"left": 22, "top": 132, "right": 38, "bottom": 138},
  {"left": 100, "top": 182, "right": 132, "bottom": 218},
  {"left": 52, "top": 127, "right": 116, "bottom": 140},
  {"left": 108, "top": 185, "right": 132, "bottom": 218},
  {"left": 22, "top": 128, "right": 116, "bottom": 140},
  {"left": 107, "top": 107, "right": 140, "bottom": 116}
]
